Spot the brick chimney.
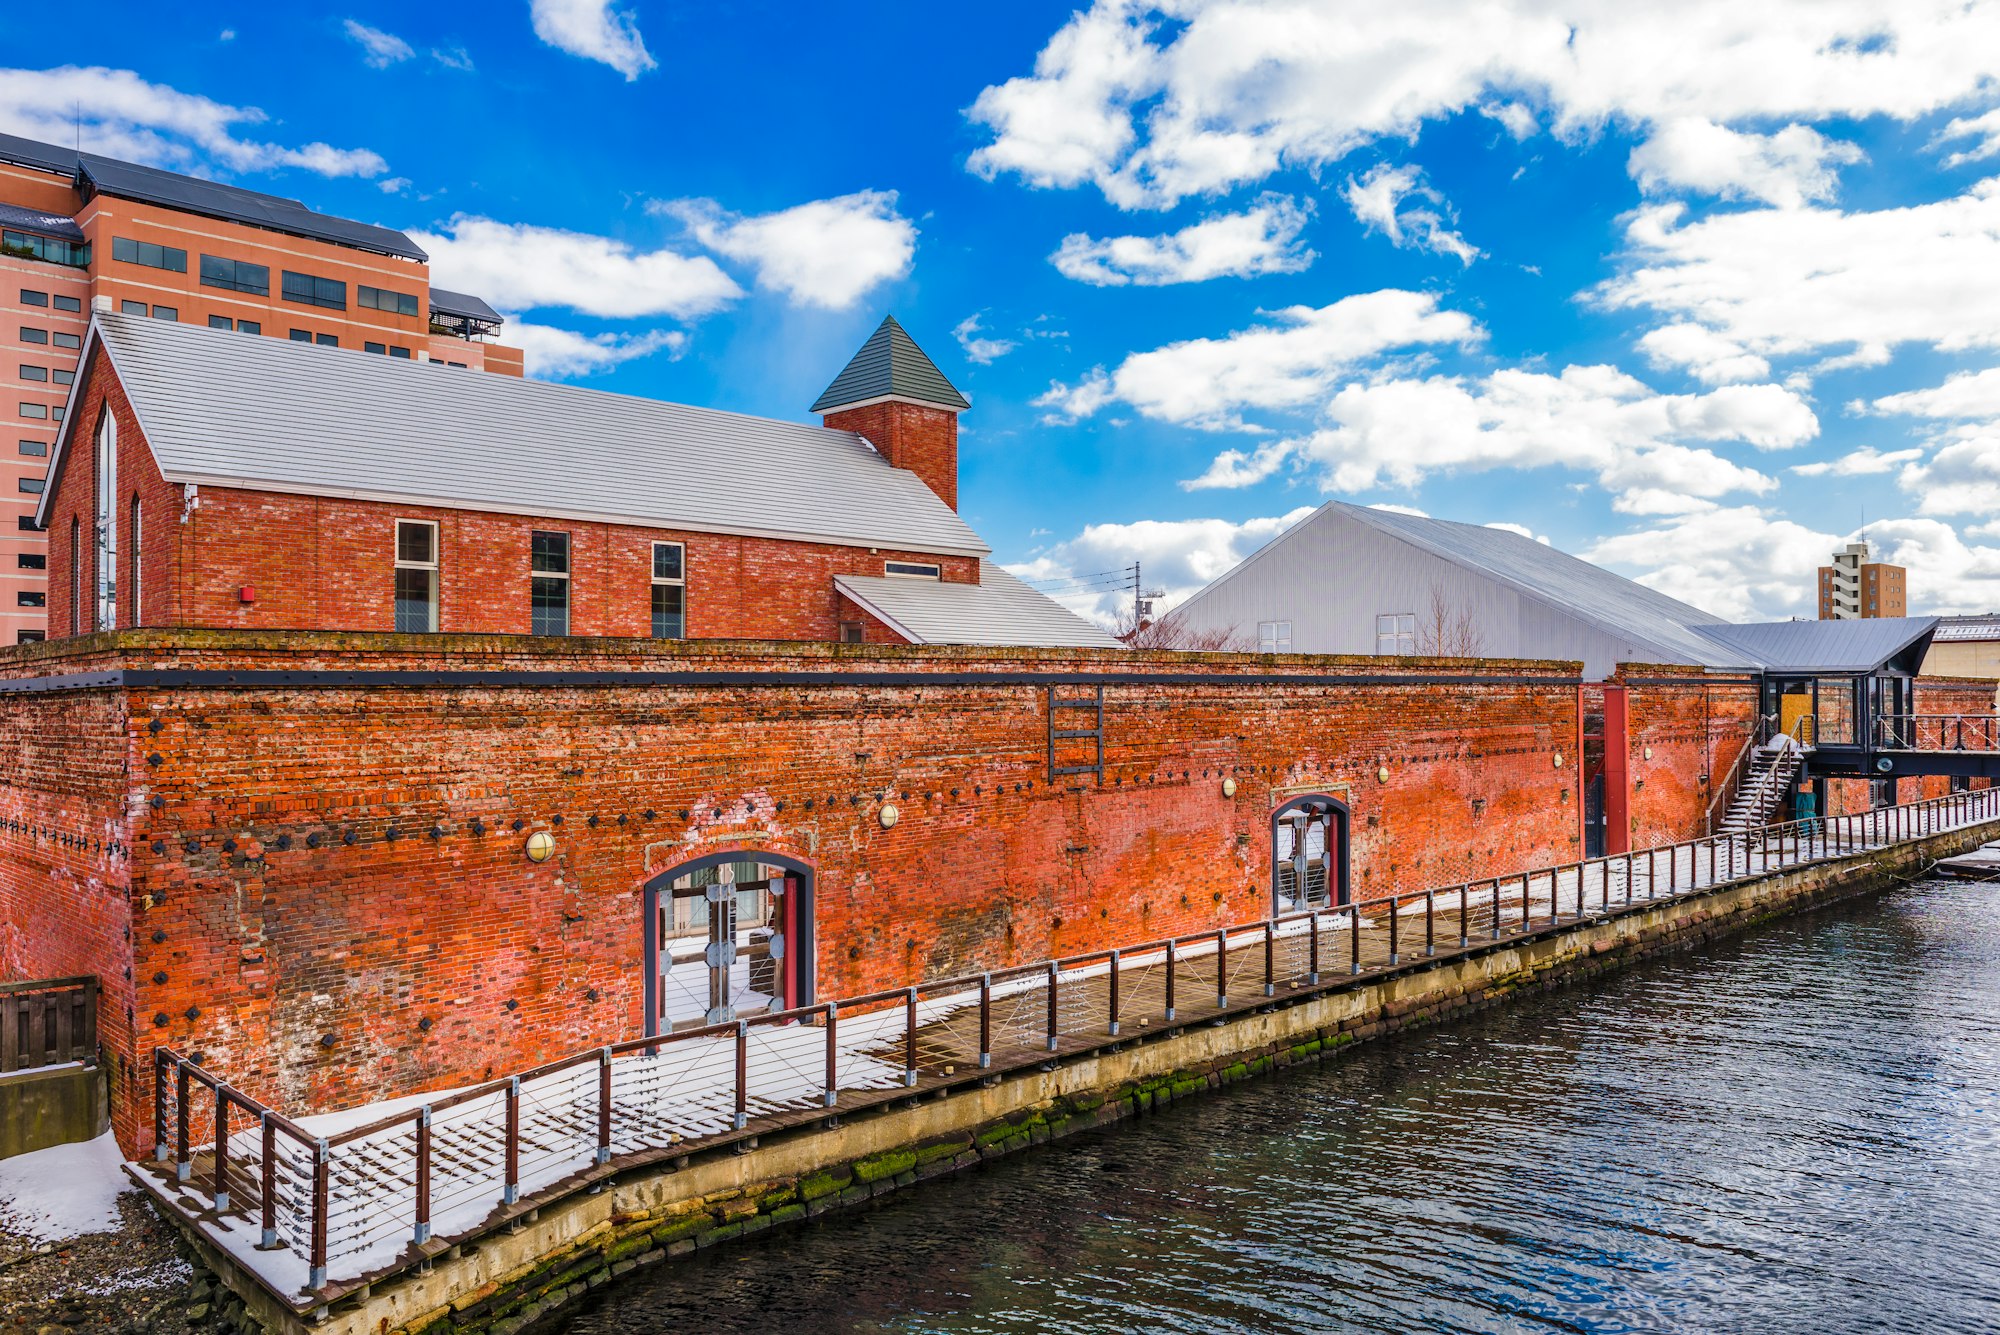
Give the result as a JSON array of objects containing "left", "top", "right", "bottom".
[{"left": 812, "top": 316, "right": 969, "bottom": 510}]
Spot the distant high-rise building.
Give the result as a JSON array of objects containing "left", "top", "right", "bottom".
[{"left": 1817, "top": 540, "right": 1907, "bottom": 619}]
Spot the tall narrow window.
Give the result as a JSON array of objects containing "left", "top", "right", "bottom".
[
  {"left": 129, "top": 497, "right": 141, "bottom": 625},
  {"left": 531, "top": 531, "right": 569, "bottom": 636},
  {"left": 94, "top": 411, "right": 116, "bottom": 630},
  {"left": 395, "top": 520, "right": 439, "bottom": 632},
  {"left": 68, "top": 517, "right": 79, "bottom": 633},
  {"left": 651, "top": 542, "right": 685, "bottom": 639}
]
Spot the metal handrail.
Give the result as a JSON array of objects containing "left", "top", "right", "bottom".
[
  {"left": 149, "top": 782, "right": 2000, "bottom": 1306},
  {"left": 1874, "top": 713, "right": 2000, "bottom": 752}
]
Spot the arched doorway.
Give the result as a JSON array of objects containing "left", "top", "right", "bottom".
[
  {"left": 642, "top": 852, "right": 815, "bottom": 1036},
  {"left": 1271, "top": 794, "right": 1350, "bottom": 915}
]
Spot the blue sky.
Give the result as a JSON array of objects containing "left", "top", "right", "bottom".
[{"left": 6, "top": 2, "right": 2000, "bottom": 626}]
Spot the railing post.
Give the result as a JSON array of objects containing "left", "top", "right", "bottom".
[
  {"left": 212, "top": 1085, "right": 230, "bottom": 1212},
  {"left": 1164, "top": 940, "right": 1178, "bottom": 1022},
  {"left": 1217, "top": 928, "right": 1230, "bottom": 1007},
  {"left": 503, "top": 1076, "right": 520, "bottom": 1204},
  {"left": 596, "top": 1047, "right": 613, "bottom": 1164},
  {"left": 904, "top": 987, "right": 919, "bottom": 1086},
  {"left": 1047, "top": 962, "right": 1061, "bottom": 1052},
  {"left": 153, "top": 1049, "right": 169, "bottom": 1163},
  {"left": 259, "top": 1113, "right": 277, "bottom": 1249},
  {"left": 414, "top": 1107, "right": 433, "bottom": 1244},
  {"left": 175, "top": 1061, "right": 191, "bottom": 1183},
  {"left": 1108, "top": 950, "right": 1122, "bottom": 1034},
  {"left": 1459, "top": 883, "right": 1470, "bottom": 947},
  {"left": 1425, "top": 891, "right": 1436, "bottom": 957},
  {"left": 309, "top": 1139, "right": 329, "bottom": 1291},
  {"left": 734, "top": 1021, "right": 749, "bottom": 1129},
  {"left": 1351, "top": 905, "right": 1362, "bottom": 975},
  {"left": 824, "top": 1003, "right": 840, "bottom": 1105},
  {"left": 977, "top": 978, "right": 991, "bottom": 1069},
  {"left": 1491, "top": 879, "right": 1502, "bottom": 940},
  {"left": 1307, "top": 913, "right": 1320, "bottom": 984},
  {"left": 1387, "top": 894, "right": 1400, "bottom": 965},
  {"left": 1262, "top": 924, "right": 1275, "bottom": 997}
]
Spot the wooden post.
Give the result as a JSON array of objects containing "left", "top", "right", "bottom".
[
  {"left": 414, "top": 1108, "right": 433, "bottom": 1244},
  {"left": 212, "top": 1087, "right": 230, "bottom": 1212},
  {"left": 596, "top": 1049, "right": 613, "bottom": 1164},
  {"left": 824, "top": 1003, "right": 840, "bottom": 1104},
  {"left": 259, "top": 1113, "right": 278, "bottom": 1248},
  {"left": 503, "top": 1076, "right": 520, "bottom": 1205}
]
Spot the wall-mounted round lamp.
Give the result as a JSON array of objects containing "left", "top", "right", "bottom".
[
  {"left": 1643, "top": 746, "right": 1654, "bottom": 760},
  {"left": 1553, "top": 751, "right": 1565, "bottom": 768},
  {"left": 1221, "top": 777, "right": 1237, "bottom": 798},
  {"left": 1376, "top": 766, "right": 1391, "bottom": 784},
  {"left": 879, "top": 803, "right": 900, "bottom": 829},
  {"left": 524, "top": 830, "right": 556, "bottom": 863}
]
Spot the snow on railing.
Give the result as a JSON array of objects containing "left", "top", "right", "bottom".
[{"left": 150, "top": 784, "right": 2000, "bottom": 1306}]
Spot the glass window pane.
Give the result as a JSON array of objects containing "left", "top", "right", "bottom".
[
  {"left": 394, "top": 567, "right": 436, "bottom": 632},
  {"left": 652, "top": 583, "right": 684, "bottom": 639},
  {"left": 531, "top": 575, "right": 569, "bottom": 635},
  {"left": 238, "top": 321, "right": 260, "bottom": 336},
  {"left": 397, "top": 521, "right": 434, "bottom": 564},
  {"left": 531, "top": 531, "right": 568, "bottom": 573},
  {"left": 653, "top": 543, "right": 682, "bottom": 580}
]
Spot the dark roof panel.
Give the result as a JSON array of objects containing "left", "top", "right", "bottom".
[
  {"left": 0, "top": 200, "right": 84, "bottom": 241},
  {"left": 76, "top": 152, "right": 426, "bottom": 261},
  {"left": 811, "top": 315, "right": 970, "bottom": 413},
  {"left": 428, "top": 287, "right": 502, "bottom": 323},
  {"left": 0, "top": 130, "right": 79, "bottom": 176},
  {"left": 1698, "top": 618, "right": 1940, "bottom": 675}
]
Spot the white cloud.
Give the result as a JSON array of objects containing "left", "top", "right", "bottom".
[
  {"left": 1852, "top": 515, "right": 2000, "bottom": 611},
  {"left": 376, "top": 176, "right": 411, "bottom": 195},
  {"left": 1006, "top": 508, "right": 1316, "bottom": 626},
  {"left": 412, "top": 216, "right": 741, "bottom": 319},
  {"left": 1789, "top": 446, "right": 1924, "bottom": 477},
  {"left": 1896, "top": 431, "right": 2000, "bottom": 516},
  {"left": 432, "top": 46, "right": 476, "bottom": 73},
  {"left": 953, "top": 314, "right": 1016, "bottom": 365},
  {"left": 1868, "top": 367, "right": 2000, "bottom": 420},
  {"left": 1936, "top": 107, "right": 2000, "bottom": 168},
  {"left": 343, "top": 20, "right": 414, "bottom": 68},
  {"left": 0, "top": 65, "right": 387, "bottom": 178},
  {"left": 1341, "top": 164, "right": 1479, "bottom": 264},
  {"left": 529, "top": 0, "right": 655, "bottom": 80},
  {"left": 1583, "top": 506, "right": 1838, "bottom": 619},
  {"left": 1051, "top": 194, "right": 1314, "bottom": 285},
  {"left": 1636, "top": 323, "right": 1771, "bottom": 385},
  {"left": 1628, "top": 119, "right": 1863, "bottom": 208},
  {"left": 1185, "top": 365, "right": 1816, "bottom": 509},
  {"left": 657, "top": 191, "right": 915, "bottom": 310},
  {"left": 968, "top": 2, "right": 2000, "bottom": 210},
  {"left": 503, "top": 320, "right": 685, "bottom": 380},
  {"left": 1037, "top": 290, "right": 1482, "bottom": 430},
  {"left": 1485, "top": 521, "right": 1551, "bottom": 544},
  {"left": 1599, "top": 180, "right": 2000, "bottom": 374}
]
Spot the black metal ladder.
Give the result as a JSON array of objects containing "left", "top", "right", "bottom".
[{"left": 1047, "top": 685, "right": 1104, "bottom": 783}]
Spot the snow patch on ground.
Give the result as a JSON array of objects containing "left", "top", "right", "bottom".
[{"left": 0, "top": 1131, "right": 135, "bottom": 1243}]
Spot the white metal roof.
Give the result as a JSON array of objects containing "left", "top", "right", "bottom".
[
  {"left": 835, "top": 563, "right": 1121, "bottom": 648},
  {"left": 51, "top": 313, "right": 990, "bottom": 557}
]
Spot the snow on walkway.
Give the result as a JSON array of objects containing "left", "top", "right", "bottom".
[{"left": 0, "top": 1132, "right": 134, "bottom": 1244}]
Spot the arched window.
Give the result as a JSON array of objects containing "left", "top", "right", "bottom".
[
  {"left": 129, "top": 495, "right": 142, "bottom": 625},
  {"left": 1272, "top": 794, "right": 1351, "bottom": 913},
  {"left": 68, "top": 517, "right": 79, "bottom": 634},
  {"left": 93, "top": 411, "right": 116, "bottom": 630}
]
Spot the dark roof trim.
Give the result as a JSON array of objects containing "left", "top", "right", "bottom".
[{"left": 427, "top": 287, "right": 502, "bottom": 323}]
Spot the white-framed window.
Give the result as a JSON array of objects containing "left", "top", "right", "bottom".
[
  {"left": 94, "top": 411, "right": 116, "bottom": 630},
  {"left": 1257, "top": 620, "right": 1292, "bottom": 653},
  {"left": 394, "top": 520, "right": 439, "bottom": 632},
  {"left": 651, "top": 541, "right": 685, "bottom": 639},
  {"left": 129, "top": 496, "right": 141, "bottom": 626},
  {"left": 1376, "top": 612, "right": 1417, "bottom": 655},
  {"left": 531, "top": 530, "right": 570, "bottom": 636},
  {"left": 884, "top": 560, "right": 942, "bottom": 579}
]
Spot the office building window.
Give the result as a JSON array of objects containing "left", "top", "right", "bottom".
[
  {"left": 238, "top": 320, "right": 260, "bottom": 336},
  {"left": 16, "top": 477, "right": 42, "bottom": 493},
  {"left": 112, "top": 237, "right": 187, "bottom": 272},
  {"left": 129, "top": 496, "right": 141, "bottom": 625},
  {"left": 315, "top": 333, "right": 337, "bottom": 347},
  {"left": 281, "top": 270, "right": 347, "bottom": 310},
  {"left": 199, "top": 255, "right": 270, "bottom": 296},
  {"left": 16, "top": 591, "right": 43, "bottom": 607},
  {"left": 152, "top": 306, "right": 178, "bottom": 322},
  {"left": 18, "top": 553, "right": 45, "bottom": 569},
  {"left": 1375, "top": 613, "right": 1417, "bottom": 656},
  {"left": 52, "top": 369, "right": 71, "bottom": 386},
  {"left": 651, "top": 542, "right": 685, "bottom": 639},
  {"left": 3, "top": 230, "right": 88, "bottom": 267},
  {"left": 52, "top": 332, "right": 78, "bottom": 350},
  {"left": 121, "top": 300, "right": 147, "bottom": 316},
  {"left": 51, "top": 406, "right": 62, "bottom": 423},
  {"left": 19, "top": 288, "right": 46, "bottom": 306},
  {"left": 52, "top": 295, "right": 78, "bottom": 313},
  {"left": 884, "top": 560, "right": 942, "bottom": 579},
  {"left": 19, "top": 364, "right": 45, "bottom": 382},
  {"left": 19, "top": 403, "right": 45, "bottom": 419},
  {"left": 389, "top": 345, "right": 412, "bottom": 359},
  {"left": 290, "top": 329, "right": 312, "bottom": 342},
  {"left": 19, "top": 327, "right": 46, "bottom": 344},
  {"left": 16, "top": 630, "right": 43, "bottom": 643},
  {"left": 364, "top": 341, "right": 385, "bottom": 355},
  {"left": 394, "top": 520, "right": 439, "bottom": 632},
  {"left": 1258, "top": 620, "right": 1294, "bottom": 653},
  {"left": 358, "top": 285, "right": 419, "bottom": 317},
  {"left": 19, "top": 440, "right": 46, "bottom": 456},
  {"left": 209, "top": 315, "right": 232, "bottom": 330},
  {"left": 530, "top": 531, "right": 569, "bottom": 636},
  {"left": 17, "top": 516, "right": 41, "bottom": 531}
]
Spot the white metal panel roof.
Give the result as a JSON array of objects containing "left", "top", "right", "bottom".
[
  {"left": 835, "top": 563, "right": 1121, "bottom": 648},
  {"left": 81, "top": 313, "right": 990, "bottom": 557}
]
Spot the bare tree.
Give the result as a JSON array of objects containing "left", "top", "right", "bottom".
[
  {"left": 1115, "top": 607, "right": 1258, "bottom": 651},
  {"left": 1417, "top": 581, "right": 1484, "bottom": 658}
]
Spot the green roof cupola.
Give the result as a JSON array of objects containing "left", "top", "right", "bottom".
[{"left": 814, "top": 316, "right": 969, "bottom": 511}]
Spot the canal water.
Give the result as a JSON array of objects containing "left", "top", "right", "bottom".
[{"left": 554, "top": 879, "right": 2000, "bottom": 1333}]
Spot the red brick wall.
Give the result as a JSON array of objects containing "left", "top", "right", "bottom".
[
  {"left": 822, "top": 400, "right": 959, "bottom": 510},
  {"left": 1, "top": 632, "right": 1585, "bottom": 1151},
  {"left": 1616, "top": 668, "right": 1760, "bottom": 845}
]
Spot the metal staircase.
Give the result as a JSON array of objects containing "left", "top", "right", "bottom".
[{"left": 1718, "top": 736, "right": 1805, "bottom": 834}]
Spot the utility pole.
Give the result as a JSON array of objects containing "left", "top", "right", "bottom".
[{"left": 1129, "top": 562, "right": 1143, "bottom": 627}]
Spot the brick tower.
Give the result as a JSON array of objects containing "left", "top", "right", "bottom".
[{"left": 812, "top": 316, "right": 969, "bottom": 510}]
